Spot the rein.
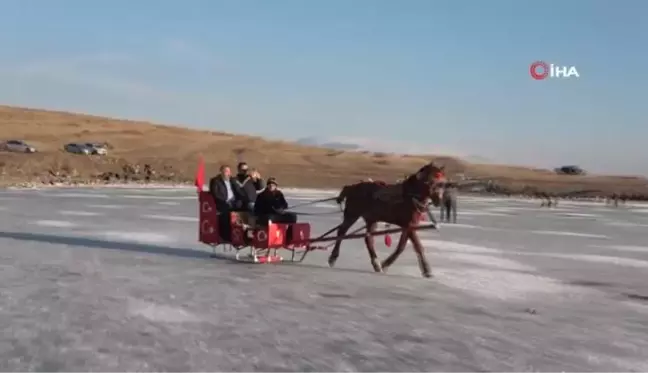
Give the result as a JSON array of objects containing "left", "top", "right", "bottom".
[
  {"left": 283, "top": 196, "right": 343, "bottom": 216},
  {"left": 286, "top": 196, "right": 338, "bottom": 210}
]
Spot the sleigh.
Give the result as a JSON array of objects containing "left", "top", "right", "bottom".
[{"left": 198, "top": 191, "right": 323, "bottom": 263}]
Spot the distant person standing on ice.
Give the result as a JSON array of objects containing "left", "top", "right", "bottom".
[{"left": 440, "top": 181, "right": 458, "bottom": 223}]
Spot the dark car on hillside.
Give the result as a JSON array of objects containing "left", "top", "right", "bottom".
[{"left": 554, "top": 165, "right": 586, "bottom": 175}]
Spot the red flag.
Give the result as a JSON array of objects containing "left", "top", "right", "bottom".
[{"left": 195, "top": 156, "right": 205, "bottom": 192}]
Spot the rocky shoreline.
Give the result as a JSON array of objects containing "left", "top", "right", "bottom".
[
  {"left": 2, "top": 159, "right": 648, "bottom": 201},
  {"left": 1, "top": 177, "right": 643, "bottom": 205}
]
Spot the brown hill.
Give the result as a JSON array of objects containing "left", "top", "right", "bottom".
[{"left": 1, "top": 105, "right": 646, "bottom": 196}]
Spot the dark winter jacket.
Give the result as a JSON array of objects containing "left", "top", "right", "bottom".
[
  {"left": 254, "top": 189, "right": 288, "bottom": 216},
  {"left": 208, "top": 175, "right": 243, "bottom": 211},
  {"left": 233, "top": 174, "right": 265, "bottom": 205}
]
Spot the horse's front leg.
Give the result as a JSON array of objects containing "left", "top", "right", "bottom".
[
  {"left": 363, "top": 221, "right": 382, "bottom": 272},
  {"left": 328, "top": 216, "right": 358, "bottom": 268},
  {"left": 409, "top": 229, "right": 432, "bottom": 278},
  {"left": 380, "top": 228, "right": 409, "bottom": 272}
]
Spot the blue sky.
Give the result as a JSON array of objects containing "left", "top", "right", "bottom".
[{"left": 0, "top": 0, "right": 646, "bottom": 175}]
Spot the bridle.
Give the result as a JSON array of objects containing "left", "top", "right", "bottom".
[
  {"left": 410, "top": 172, "right": 446, "bottom": 223},
  {"left": 377, "top": 166, "right": 446, "bottom": 212}
]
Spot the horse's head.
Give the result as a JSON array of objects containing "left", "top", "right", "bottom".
[{"left": 410, "top": 162, "right": 447, "bottom": 208}]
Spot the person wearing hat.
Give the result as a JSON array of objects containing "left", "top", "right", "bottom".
[{"left": 254, "top": 177, "right": 297, "bottom": 226}]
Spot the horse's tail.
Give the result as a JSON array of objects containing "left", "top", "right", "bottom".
[{"left": 336, "top": 185, "right": 350, "bottom": 205}]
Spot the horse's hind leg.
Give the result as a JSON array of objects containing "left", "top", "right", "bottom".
[
  {"left": 380, "top": 229, "right": 409, "bottom": 272},
  {"left": 363, "top": 221, "right": 382, "bottom": 272},
  {"left": 409, "top": 229, "right": 432, "bottom": 278},
  {"left": 328, "top": 215, "right": 358, "bottom": 268}
]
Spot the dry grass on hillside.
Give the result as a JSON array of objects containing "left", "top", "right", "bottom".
[{"left": 1, "top": 105, "right": 646, "bottom": 195}]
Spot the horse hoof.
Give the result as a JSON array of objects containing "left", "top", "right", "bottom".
[
  {"left": 422, "top": 272, "right": 433, "bottom": 278},
  {"left": 328, "top": 259, "right": 336, "bottom": 268}
]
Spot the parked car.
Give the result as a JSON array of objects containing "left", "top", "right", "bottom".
[
  {"left": 2, "top": 140, "right": 36, "bottom": 153},
  {"left": 554, "top": 165, "right": 586, "bottom": 175},
  {"left": 64, "top": 143, "right": 91, "bottom": 155},
  {"left": 84, "top": 142, "right": 108, "bottom": 155}
]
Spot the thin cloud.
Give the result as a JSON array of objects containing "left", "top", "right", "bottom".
[
  {"left": 163, "top": 38, "right": 221, "bottom": 67},
  {"left": 15, "top": 52, "right": 135, "bottom": 75},
  {"left": 8, "top": 57, "right": 176, "bottom": 103},
  {"left": 3, "top": 51, "right": 226, "bottom": 105}
]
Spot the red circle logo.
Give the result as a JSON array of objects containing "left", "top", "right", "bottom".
[{"left": 530, "top": 61, "right": 549, "bottom": 80}]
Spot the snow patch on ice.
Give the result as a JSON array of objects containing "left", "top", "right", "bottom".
[
  {"left": 51, "top": 193, "right": 109, "bottom": 198},
  {"left": 311, "top": 203, "right": 338, "bottom": 209},
  {"left": 531, "top": 230, "right": 609, "bottom": 239},
  {"left": 443, "top": 252, "right": 534, "bottom": 271},
  {"left": 421, "top": 239, "right": 502, "bottom": 254},
  {"left": 486, "top": 207, "right": 527, "bottom": 213},
  {"left": 417, "top": 239, "right": 588, "bottom": 300},
  {"left": 59, "top": 210, "right": 102, "bottom": 217},
  {"left": 434, "top": 267, "right": 575, "bottom": 301},
  {"left": 99, "top": 231, "right": 175, "bottom": 244},
  {"left": 436, "top": 223, "right": 495, "bottom": 230},
  {"left": 86, "top": 204, "right": 128, "bottom": 209},
  {"left": 33, "top": 220, "right": 77, "bottom": 228},
  {"left": 592, "top": 244, "right": 648, "bottom": 253},
  {"left": 121, "top": 195, "right": 195, "bottom": 200},
  {"left": 544, "top": 253, "right": 648, "bottom": 269},
  {"left": 604, "top": 220, "right": 648, "bottom": 228},
  {"left": 141, "top": 214, "right": 198, "bottom": 222},
  {"left": 128, "top": 299, "right": 202, "bottom": 323},
  {"left": 460, "top": 210, "right": 508, "bottom": 217},
  {"left": 558, "top": 212, "right": 600, "bottom": 218}
]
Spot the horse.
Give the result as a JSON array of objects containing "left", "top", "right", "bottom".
[{"left": 330, "top": 162, "right": 447, "bottom": 278}]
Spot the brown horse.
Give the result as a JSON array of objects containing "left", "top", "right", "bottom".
[{"left": 330, "top": 162, "right": 446, "bottom": 278}]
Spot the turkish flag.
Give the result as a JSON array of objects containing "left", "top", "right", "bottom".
[{"left": 195, "top": 156, "right": 205, "bottom": 192}]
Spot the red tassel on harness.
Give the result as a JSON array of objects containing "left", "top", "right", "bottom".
[{"left": 384, "top": 234, "right": 392, "bottom": 247}]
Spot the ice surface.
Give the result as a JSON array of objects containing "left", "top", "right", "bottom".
[{"left": 1, "top": 187, "right": 648, "bottom": 371}]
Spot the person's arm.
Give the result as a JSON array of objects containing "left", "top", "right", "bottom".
[
  {"left": 254, "top": 178, "right": 265, "bottom": 191},
  {"left": 209, "top": 177, "right": 230, "bottom": 210},
  {"left": 253, "top": 195, "right": 263, "bottom": 215},
  {"left": 277, "top": 191, "right": 289, "bottom": 210},
  {"left": 231, "top": 183, "right": 245, "bottom": 208},
  {"left": 254, "top": 193, "right": 269, "bottom": 215},
  {"left": 208, "top": 177, "right": 223, "bottom": 202}
]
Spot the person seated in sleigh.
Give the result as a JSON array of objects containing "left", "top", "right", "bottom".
[
  {"left": 254, "top": 177, "right": 297, "bottom": 226},
  {"left": 208, "top": 164, "right": 246, "bottom": 243},
  {"left": 233, "top": 162, "right": 265, "bottom": 212}
]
